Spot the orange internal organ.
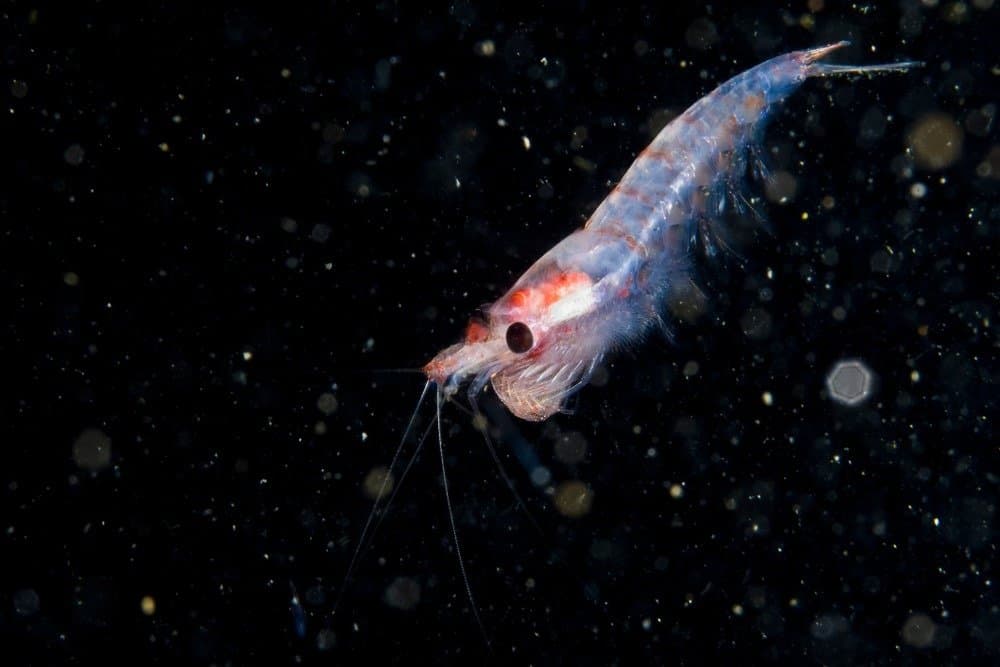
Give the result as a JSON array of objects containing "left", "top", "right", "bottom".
[{"left": 507, "top": 270, "right": 594, "bottom": 320}]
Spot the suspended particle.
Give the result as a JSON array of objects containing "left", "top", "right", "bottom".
[
  {"left": 72, "top": 428, "right": 112, "bottom": 472},
  {"left": 13, "top": 589, "right": 40, "bottom": 616},
  {"left": 362, "top": 466, "right": 394, "bottom": 500},
  {"left": 316, "top": 392, "right": 338, "bottom": 415},
  {"left": 530, "top": 466, "right": 552, "bottom": 487},
  {"left": 902, "top": 612, "right": 936, "bottom": 648},
  {"left": 64, "top": 143, "right": 85, "bottom": 166},
  {"left": 474, "top": 39, "right": 496, "bottom": 57},
  {"left": 826, "top": 359, "right": 874, "bottom": 406},
  {"left": 553, "top": 480, "right": 593, "bottom": 518},
  {"left": 384, "top": 577, "right": 421, "bottom": 610}
]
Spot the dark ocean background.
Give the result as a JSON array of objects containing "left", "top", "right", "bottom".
[{"left": 3, "top": 2, "right": 997, "bottom": 664}]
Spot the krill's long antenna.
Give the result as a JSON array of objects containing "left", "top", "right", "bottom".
[
  {"left": 462, "top": 396, "right": 542, "bottom": 535},
  {"left": 436, "top": 387, "right": 492, "bottom": 653},
  {"left": 334, "top": 379, "right": 432, "bottom": 614},
  {"left": 368, "top": 419, "right": 435, "bottom": 539}
]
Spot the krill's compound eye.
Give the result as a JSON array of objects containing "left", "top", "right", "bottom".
[{"left": 505, "top": 321, "right": 534, "bottom": 353}]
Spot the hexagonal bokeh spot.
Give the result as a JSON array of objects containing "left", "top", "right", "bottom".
[{"left": 826, "top": 359, "right": 874, "bottom": 406}]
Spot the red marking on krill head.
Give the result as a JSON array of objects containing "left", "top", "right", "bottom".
[
  {"left": 464, "top": 317, "right": 489, "bottom": 343},
  {"left": 538, "top": 270, "right": 591, "bottom": 307},
  {"left": 502, "top": 270, "right": 593, "bottom": 317}
]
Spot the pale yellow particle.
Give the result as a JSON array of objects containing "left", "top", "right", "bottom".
[
  {"left": 363, "top": 466, "right": 394, "bottom": 500},
  {"left": 554, "top": 480, "right": 593, "bottom": 518},
  {"left": 141, "top": 596, "right": 156, "bottom": 616},
  {"left": 907, "top": 113, "right": 963, "bottom": 170}
]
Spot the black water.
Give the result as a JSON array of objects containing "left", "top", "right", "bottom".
[{"left": 5, "top": 3, "right": 997, "bottom": 665}]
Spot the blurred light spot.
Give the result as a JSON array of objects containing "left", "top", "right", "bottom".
[
  {"left": 140, "top": 595, "right": 156, "bottom": 616},
  {"left": 964, "top": 103, "right": 995, "bottom": 137},
  {"left": 73, "top": 428, "right": 112, "bottom": 472},
  {"left": 553, "top": 480, "right": 593, "bottom": 518},
  {"left": 471, "top": 412, "right": 488, "bottom": 433},
  {"left": 63, "top": 272, "right": 80, "bottom": 286},
  {"left": 870, "top": 248, "right": 902, "bottom": 274},
  {"left": 669, "top": 484, "right": 684, "bottom": 499},
  {"left": 764, "top": 170, "right": 797, "bottom": 204},
  {"left": 10, "top": 79, "right": 28, "bottom": 98},
  {"left": 908, "top": 113, "right": 963, "bottom": 170},
  {"left": 530, "top": 466, "right": 552, "bottom": 487},
  {"left": 64, "top": 143, "right": 85, "bottom": 166},
  {"left": 316, "top": 392, "right": 338, "bottom": 415},
  {"left": 667, "top": 280, "right": 708, "bottom": 323},
  {"left": 362, "top": 466, "right": 394, "bottom": 500},
  {"left": 977, "top": 145, "right": 1000, "bottom": 179},
  {"left": 826, "top": 359, "right": 873, "bottom": 406},
  {"left": 310, "top": 223, "right": 332, "bottom": 243},
  {"left": 761, "top": 391, "right": 774, "bottom": 406},
  {"left": 810, "top": 612, "right": 848, "bottom": 640},
  {"left": 682, "top": 360, "right": 699, "bottom": 377},
  {"left": 474, "top": 39, "right": 496, "bottom": 57},
  {"left": 572, "top": 155, "right": 596, "bottom": 173},
  {"left": 859, "top": 106, "right": 887, "bottom": 142},
  {"left": 944, "top": 1, "right": 970, "bottom": 22},
  {"left": 13, "top": 588, "right": 40, "bottom": 616},
  {"left": 316, "top": 628, "right": 337, "bottom": 651},
  {"left": 902, "top": 613, "right": 936, "bottom": 648},
  {"left": 384, "top": 576, "right": 420, "bottom": 610}
]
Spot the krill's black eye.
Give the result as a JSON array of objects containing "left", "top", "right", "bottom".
[{"left": 505, "top": 321, "right": 534, "bottom": 353}]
